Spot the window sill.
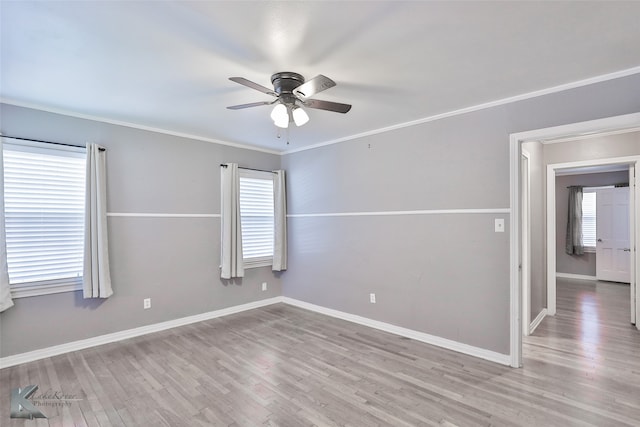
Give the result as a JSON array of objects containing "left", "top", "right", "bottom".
[
  {"left": 584, "top": 247, "right": 596, "bottom": 254},
  {"left": 10, "top": 277, "right": 82, "bottom": 299}
]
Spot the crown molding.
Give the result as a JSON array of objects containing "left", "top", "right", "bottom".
[
  {"left": 0, "top": 98, "right": 282, "bottom": 155},
  {"left": 282, "top": 66, "right": 640, "bottom": 155}
]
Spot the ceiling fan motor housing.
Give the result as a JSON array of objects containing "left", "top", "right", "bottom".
[{"left": 271, "top": 72, "right": 305, "bottom": 101}]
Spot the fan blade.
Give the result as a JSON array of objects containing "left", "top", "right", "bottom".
[
  {"left": 293, "top": 75, "right": 336, "bottom": 98},
  {"left": 303, "top": 99, "right": 352, "bottom": 113},
  {"left": 229, "top": 77, "right": 277, "bottom": 96},
  {"left": 227, "top": 101, "right": 272, "bottom": 110}
]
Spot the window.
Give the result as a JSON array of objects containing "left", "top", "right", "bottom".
[
  {"left": 582, "top": 190, "right": 596, "bottom": 250},
  {"left": 239, "top": 169, "right": 274, "bottom": 267},
  {"left": 3, "top": 140, "right": 86, "bottom": 297}
]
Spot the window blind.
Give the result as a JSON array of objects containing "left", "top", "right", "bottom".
[
  {"left": 3, "top": 143, "right": 86, "bottom": 285},
  {"left": 582, "top": 191, "right": 596, "bottom": 248},
  {"left": 239, "top": 174, "right": 274, "bottom": 261}
]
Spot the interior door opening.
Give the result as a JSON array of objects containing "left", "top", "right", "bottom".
[
  {"left": 547, "top": 159, "right": 637, "bottom": 327},
  {"left": 509, "top": 112, "right": 640, "bottom": 368}
]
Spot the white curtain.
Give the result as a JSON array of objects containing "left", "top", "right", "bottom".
[
  {"left": 0, "top": 141, "right": 14, "bottom": 312},
  {"left": 272, "top": 170, "right": 287, "bottom": 271},
  {"left": 220, "top": 163, "right": 244, "bottom": 279},
  {"left": 83, "top": 144, "right": 113, "bottom": 298}
]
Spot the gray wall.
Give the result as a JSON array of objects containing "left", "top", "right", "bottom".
[
  {"left": 555, "top": 171, "right": 629, "bottom": 277},
  {"left": 544, "top": 131, "right": 640, "bottom": 165},
  {"left": 522, "top": 140, "right": 546, "bottom": 323},
  {"left": 282, "top": 73, "right": 640, "bottom": 356},
  {"left": 0, "top": 104, "right": 282, "bottom": 357}
]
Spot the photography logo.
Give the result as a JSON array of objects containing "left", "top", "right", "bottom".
[
  {"left": 10, "top": 384, "right": 82, "bottom": 419},
  {"left": 10, "top": 385, "right": 46, "bottom": 419}
]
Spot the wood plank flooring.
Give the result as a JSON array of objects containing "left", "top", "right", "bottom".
[{"left": 1, "top": 278, "right": 639, "bottom": 426}]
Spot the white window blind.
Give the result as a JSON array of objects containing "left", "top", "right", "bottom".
[
  {"left": 239, "top": 170, "right": 274, "bottom": 265},
  {"left": 582, "top": 191, "right": 596, "bottom": 248},
  {"left": 3, "top": 142, "right": 86, "bottom": 290}
]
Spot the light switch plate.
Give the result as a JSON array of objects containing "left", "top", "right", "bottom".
[{"left": 495, "top": 218, "right": 505, "bottom": 232}]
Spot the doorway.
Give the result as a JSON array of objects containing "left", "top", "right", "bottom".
[
  {"left": 546, "top": 160, "right": 640, "bottom": 329},
  {"left": 546, "top": 159, "right": 636, "bottom": 321},
  {"left": 509, "top": 112, "right": 640, "bottom": 368}
]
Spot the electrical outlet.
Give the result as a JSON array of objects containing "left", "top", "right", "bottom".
[
  {"left": 143, "top": 298, "right": 151, "bottom": 309},
  {"left": 369, "top": 293, "right": 376, "bottom": 304},
  {"left": 495, "top": 218, "right": 505, "bottom": 232},
  {"left": 262, "top": 282, "right": 267, "bottom": 291}
]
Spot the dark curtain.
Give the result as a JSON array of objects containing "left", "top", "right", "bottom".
[{"left": 566, "top": 186, "right": 584, "bottom": 255}]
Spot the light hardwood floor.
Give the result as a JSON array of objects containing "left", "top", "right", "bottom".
[{"left": 2, "top": 278, "right": 639, "bottom": 426}]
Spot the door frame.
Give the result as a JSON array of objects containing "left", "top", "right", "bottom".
[
  {"left": 509, "top": 112, "right": 640, "bottom": 368},
  {"left": 546, "top": 157, "right": 638, "bottom": 316},
  {"left": 631, "top": 165, "right": 636, "bottom": 325},
  {"left": 521, "top": 150, "right": 531, "bottom": 336}
]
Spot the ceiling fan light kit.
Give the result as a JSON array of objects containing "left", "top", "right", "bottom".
[
  {"left": 270, "top": 104, "right": 289, "bottom": 128},
  {"left": 228, "top": 71, "right": 351, "bottom": 133},
  {"left": 292, "top": 106, "right": 309, "bottom": 126}
]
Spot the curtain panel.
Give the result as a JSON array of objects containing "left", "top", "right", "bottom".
[
  {"left": 0, "top": 141, "right": 14, "bottom": 312},
  {"left": 272, "top": 170, "right": 287, "bottom": 271},
  {"left": 566, "top": 185, "right": 585, "bottom": 255},
  {"left": 83, "top": 143, "right": 113, "bottom": 298},
  {"left": 220, "top": 163, "right": 244, "bottom": 279}
]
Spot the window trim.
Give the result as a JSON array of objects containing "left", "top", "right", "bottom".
[
  {"left": 238, "top": 169, "right": 274, "bottom": 269},
  {"left": 2, "top": 138, "right": 86, "bottom": 298}
]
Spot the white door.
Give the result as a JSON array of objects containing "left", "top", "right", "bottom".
[{"left": 596, "top": 187, "right": 631, "bottom": 283}]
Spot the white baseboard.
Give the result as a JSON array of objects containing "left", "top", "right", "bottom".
[
  {"left": 529, "top": 308, "right": 548, "bottom": 335},
  {"left": 556, "top": 272, "right": 597, "bottom": 281},
  {"left": 0, "top": 297, "right": 283, "bottom": 369},
  {"left": 2, "top": 295, "right": 512, "bottom": 369},
  {"left": 281, "top": 297, "right": 511, "bottom": 366}
]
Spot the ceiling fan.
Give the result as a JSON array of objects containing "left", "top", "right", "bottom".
[{"left": 227, "top": 72, "right": 352, "bottom": 128}]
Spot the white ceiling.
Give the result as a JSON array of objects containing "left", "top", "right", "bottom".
[{"left": 2, "top": 1, "right": 640, "bottom": 153}]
